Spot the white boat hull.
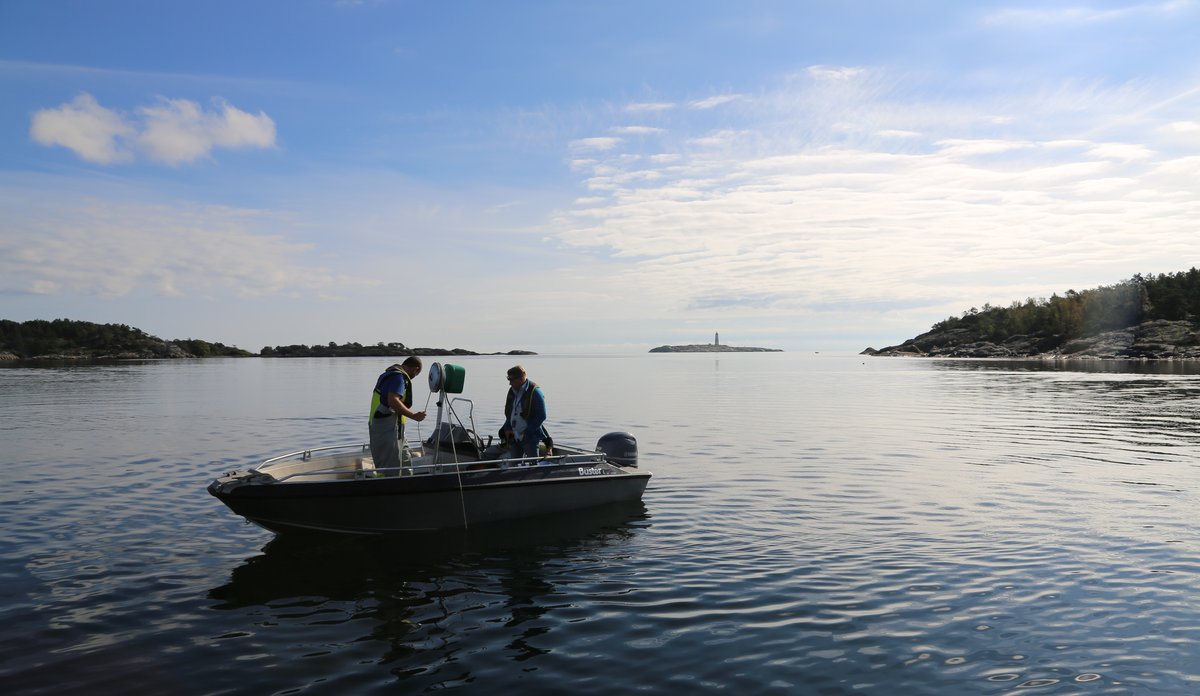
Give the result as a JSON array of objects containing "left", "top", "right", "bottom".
[{"left": 208, "top": 444, "right": 650, "bottom": 534}]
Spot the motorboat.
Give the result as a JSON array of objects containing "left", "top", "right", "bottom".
[{"left": 208, "top": 362, "right": 650, "bottom": 534}]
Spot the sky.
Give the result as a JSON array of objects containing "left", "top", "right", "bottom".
[{"left": 2, "top": 0, "right": 1200, "bottom": 354}]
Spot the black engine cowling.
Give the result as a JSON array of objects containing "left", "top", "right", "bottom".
[{"left": 596, "top": 432, "right": 637, "bottom": 468}]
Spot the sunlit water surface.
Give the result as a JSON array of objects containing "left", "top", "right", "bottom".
[{"left": 4, "top": 354, "right": 1200, "bottom": 694}]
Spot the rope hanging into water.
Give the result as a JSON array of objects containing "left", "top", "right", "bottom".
[
  {"left": 441, "top": 395, "right": 471, "bottom": 530},
  {"left": 413, "top": 390, "right": 434, "bottom": 445},
  {"left": 418, "top": 366, "right": 470, "bottom": 530}
]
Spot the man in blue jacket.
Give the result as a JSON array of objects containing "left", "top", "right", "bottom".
[{"left": 501, "top": 365, "right": 547, "bottom": 461}]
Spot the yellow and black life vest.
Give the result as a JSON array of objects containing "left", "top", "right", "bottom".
[{"left": 369, "top": 366, "right": 413, "bottom": 423}]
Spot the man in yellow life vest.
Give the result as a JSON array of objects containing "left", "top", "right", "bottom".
[{"left": 369, "top": 357, "right": 427, "bottom": 472}]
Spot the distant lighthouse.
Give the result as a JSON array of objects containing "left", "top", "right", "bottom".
[{"left": 714, "top": 332, "right": 720, "bottom": 346}]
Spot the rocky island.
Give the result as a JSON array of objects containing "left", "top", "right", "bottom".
[
  {"left": 650, "top": 333, "right": 782, "bottom": 353},
  {"left": 864, "top": 270, "right": 1200, "bottom": 360}
]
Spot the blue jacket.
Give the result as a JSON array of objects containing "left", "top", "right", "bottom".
[{"left": 504, "top": 380, "right": 547, "bottom": 441}]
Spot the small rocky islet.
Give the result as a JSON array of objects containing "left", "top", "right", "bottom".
[{"left": 648, "top": 344, "right": 782, "bottom": 353}]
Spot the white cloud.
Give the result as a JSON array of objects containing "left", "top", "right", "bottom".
[
  {"left": 1087, "top": 142, "right": 1155, "bottom": 160},
  {"left": 30, "top": 93, "right": 135, "bottom": 164},
  {"left": 624, "top": 101, "right": 675, "bottom": 112},
  {"left": 689, "top": 94, "right": 743, "bottom": 109},
  {"left": 935, "top": 138, "right": 1036, "bottom": 157},
  {"left": 138, "top": 97, "right": 275, "bottom": 165},
  {"left": 29, "top": 93, "right": 276, "bottom": 166},
  {"left": 1162, "top": 120, "right": 1200, "bottom": 135},
  {"left": 0, "top": 189, "right": 363, "bottom": 299},
  {"left": 806, "top": 65, "right": 866, "bottom": 81},
  {"left": 613, "top": 126, "right": 665, "bottom": 135},
  {"left": 569, "top": 137, "right": 623, "bottom": 152},
  {"left": 687, "top": 130, "right": 748, "bottom": 148},
  {"left": 546, "top": 76, "right": 1200, "bottom": 332},
  {"left": 984, "top": 0, "right": 1192, "bottom": 26}
]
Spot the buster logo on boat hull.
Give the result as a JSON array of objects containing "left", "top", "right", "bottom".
[{"left": 578, "top": 466, "right": 610, "bottom": 476}]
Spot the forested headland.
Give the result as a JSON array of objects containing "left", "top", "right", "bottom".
[
  {"left": 0, "top": 319, "right": 252, "bottom": 360},
  {"left": 260, "top": 343, "right": 534, "bottom": 358},
  {"left": 0, "top": 319, "right": 533, "bottom": 361},
  {"left": 865, "top": 268, "right": 1200, "bottom": 359}
]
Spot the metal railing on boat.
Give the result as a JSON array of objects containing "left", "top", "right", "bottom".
[
  {"left": 258, "top": 442, "right": 372, "bottom": 466},
  {"left": 251, "top": 443, "right": 612, "bottom": 484}
]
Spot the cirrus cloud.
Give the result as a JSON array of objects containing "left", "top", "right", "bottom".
[
  {"left": 984, "top": 0, "right": 1192, "bottom": 26},
  {"left": 689, "top": 94, "right": 743, "bottom": 109},
  {"left": 546, "top": 70, "right": 1200, "bottom": 338}
]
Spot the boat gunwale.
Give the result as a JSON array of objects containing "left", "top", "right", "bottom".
[
  {"left": 212, "top": 465, "right": 651, "bottom": 504},
  {"left": 248, "top": 442, "right": 617, "bottom": 484}
]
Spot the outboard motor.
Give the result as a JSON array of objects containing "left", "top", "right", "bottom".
[{"left": 596, "top": 432, "right": 638, "bottom": 468}]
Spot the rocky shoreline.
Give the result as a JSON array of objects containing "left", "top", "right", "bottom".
[
  {"left": 0, "top": 343, "right": 200, "bottom": 361},
  {"left": 863, "top": 319, "right": 1200, "bottom": 360}
]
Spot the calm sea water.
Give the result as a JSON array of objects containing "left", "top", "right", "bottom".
[{"left": 4, "top": 354, "right": 1200, "bottom": 694}]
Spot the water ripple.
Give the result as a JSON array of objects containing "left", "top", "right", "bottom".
[{"left": 6, "top": 356, "right": 1200, "bottom": 693}]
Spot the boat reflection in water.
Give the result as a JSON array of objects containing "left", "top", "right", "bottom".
[
  {"left": 206, "top": 501, "right": 651, "bottom": 682},
  {"left": 208, "top": 362, "right": 651, "bottom": 535},
  {"left": 209, "top": 500, "right": 651, "bottom": 609}
]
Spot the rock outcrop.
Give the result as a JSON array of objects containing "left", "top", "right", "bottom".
[{"left": 864, "top": 319, "right": 1200, "bottom": 360}]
